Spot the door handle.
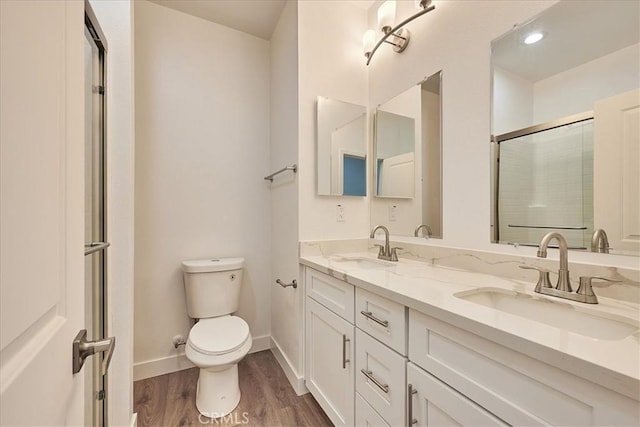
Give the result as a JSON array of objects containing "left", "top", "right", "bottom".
[
  {"left": 72, "top": 329, "right": 116, "bottom": 375},
  {"left": 408, "top": 383, "right": 418, "bottom": 425},
  {"left": 342, "top": 335, "right": 350, "bottom": 369}
]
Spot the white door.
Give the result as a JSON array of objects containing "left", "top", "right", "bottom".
[
  {"left": 594, "top": 89, "right": 640, "bottom": 255},
  {"left": 1, "top": 1, "right": 86, "bottom": 425},
  {"left": 306, "top": 297, "right": 355, "bottom": 427},
  {"left": 407, "top": 363, "right": 507, "bottom": 427}
]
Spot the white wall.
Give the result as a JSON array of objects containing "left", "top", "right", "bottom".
[
  {"left": 133, "top": 0, "right": 271, "bottom": 379},
  {"left": 298, "top": 0, "right": 369, "bottom": 241},
  {"left": 493, "top": 66, "right": 533, "bottom": 135},
  {"left": 89, "top": 1, "right": 136, "bottom": 425},
  {"left": 269, "top": 1, "right": 305, "bottom": 393},
  {"left": 533, "top": 43, "right": 640, "bottom": 124},
  {"left": 364, "top": 0, "right": 640, "bottom": 269},
  {"left": 366, "top": 0, "right": 558, "bottom": 253}
]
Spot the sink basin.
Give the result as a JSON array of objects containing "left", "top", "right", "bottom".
[
  {"left": 455, "top": 287, "right": 639, "bottom": 341},
  {"left": 329, "top": 257, "right": 393, "bottom": 270}
]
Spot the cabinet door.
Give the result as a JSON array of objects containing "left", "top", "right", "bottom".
[
  {"left": 408, "top": 363, "right": 508, "bottom": 427},
  {"left": 306, "top": 297, "right": 355, "bottom": 427}
]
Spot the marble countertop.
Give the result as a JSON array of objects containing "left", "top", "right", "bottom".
[{"left": 299, "top": 252, "right": 640, "bottom": 400}]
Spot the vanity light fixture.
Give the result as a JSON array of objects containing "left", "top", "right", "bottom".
[
  {"left": 524, "top": 31, "right": 544, "bottom": 45},
  {"left": 363, "top": 0, "right": 436, "bottom": 65}
]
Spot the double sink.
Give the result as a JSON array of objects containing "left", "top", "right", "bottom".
[{"left": 329, "top": 256, "right": 639, "bottom": 342}]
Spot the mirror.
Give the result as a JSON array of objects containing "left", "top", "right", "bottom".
[
  {"left": 316, "top": 96, "right": 367, "bottom": 196},
  {"left": 371, "top": 71, "right": 442, "bottom": 237},
  {"left": 491, "top": 0, "right": 640, "bottom": 256}
]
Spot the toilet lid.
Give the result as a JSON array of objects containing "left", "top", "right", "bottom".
[{"left": 188, "top": 316, "right": 250, "bottom": 356}]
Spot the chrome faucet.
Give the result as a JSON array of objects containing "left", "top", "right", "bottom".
[
  {"left": 521, "top": 231, "right": 621, "bottom": 304},
  {"left": 591, "top": 229, "right": 610, "bottom": 253},
  {"left": 370, "top": 225, "right": 400, "bottom": 262},
  {"left": 537, "top": 232, "right": 572, "bottom": 292},
  {"left": 414, "top": 224, "right": 432, "bottom": 238}
]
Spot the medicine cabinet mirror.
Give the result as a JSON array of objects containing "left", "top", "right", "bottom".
[
  {"left": 491, "top": 0, "right": 640, "bottom": 256},
  {"left": 316, "top": 96, "right": 367, "bottom": 197},
  {"left": 371, "top": 71, "right": 442, "bottom": 238}
]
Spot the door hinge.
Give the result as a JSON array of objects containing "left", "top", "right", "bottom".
[
  {"left": 96, "top": 390, "right": 106, "bottom": 401},
  {"left": 92, "top": 85, "right": 105, "bottom": 95}
]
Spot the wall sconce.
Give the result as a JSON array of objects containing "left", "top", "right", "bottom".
[{"left": 363, "top": 0, "right": 436, "bottom": 65}]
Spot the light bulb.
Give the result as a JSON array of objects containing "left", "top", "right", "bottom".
[
  {"left": 363, "top": 30, "right": 376, "bottom": 58},
  {"left": 377, "top": 0, "right": 396, "bottom": 34},
  {"left": 524, "top": 32, "right": 544, "bottom": 45}
]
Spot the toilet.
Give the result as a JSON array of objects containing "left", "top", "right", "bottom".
[{"left": 181, "top": 257, "right": 252, "bottom": 418}]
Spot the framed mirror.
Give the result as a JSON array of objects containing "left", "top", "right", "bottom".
[
  {"left": 316, "top": 96, "right": 367, "bottom": 196},
  {"left": 490, "top": 0, "right": 640, "bottom": 256},
  {"left": 371, "top": 71, "right": 442, "bottom": 238}
]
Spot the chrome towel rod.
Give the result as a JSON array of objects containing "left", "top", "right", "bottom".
[
  {"left": 276, "top": 279, "right": 297, "bottom": 289},
  {"left": 264, "top": 164, "right": 297, "bottom": 182}
]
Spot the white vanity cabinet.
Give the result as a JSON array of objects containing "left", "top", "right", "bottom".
[
  {"left": 408, "top": 309, "right": 640, "bottom": 426},
  {"left": 305, "top": 267, "right": 408, "bottom": 427},
  {"left": 305, "top": 269, "right": 355, "bottom": 427}
]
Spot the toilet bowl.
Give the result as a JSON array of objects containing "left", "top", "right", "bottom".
[
  {"left": 181, "top": 257, "right": 251, "bottom": 418},
  {"left": 185, "top": 315, "right": 252, "bottom": 417}
]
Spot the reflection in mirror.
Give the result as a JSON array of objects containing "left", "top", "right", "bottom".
[
  {"left": 316, "top": 96, "right": 367, "bottom": 196},
  {"left": 491, "top": 0, "right": 640, "bottom": 255},
  {"left": 371, "top": 71, "right": 442, "bottom": 237},
  {"left": 375, "top": 110, "right": 415, "bottom": 198}
]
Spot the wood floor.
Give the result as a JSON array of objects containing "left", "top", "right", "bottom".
[{"left": 134, "top": 350, "right": 333, "bottom": 427}]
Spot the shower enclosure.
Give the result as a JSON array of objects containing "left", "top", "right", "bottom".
[{"left": 494, "top": 112, "right": 594, "bottom": 249}]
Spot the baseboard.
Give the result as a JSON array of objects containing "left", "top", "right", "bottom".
[
  {"left": 133, "top": 334, "right": 271, "bottom": 381},
  {"left": 250, "top": 334, "right": 271, "bottom": 353},
  {"left": 270, "top": 337, "right": 307, "bottom": 396},
  {"left": 130, "top": 413, "right": 138, "bottom": 427},
  {"left": 133, "top": 353, "right": 194, "bottom": 381}
]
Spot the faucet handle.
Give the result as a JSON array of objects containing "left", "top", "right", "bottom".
[
  {"left": 577, "top": 276, "right": 622, "bottom": 301},
  {"left": 374, "top": 244, "right": 387, "bottom": 258},
  {"left": 519, "top": 265, "right": 553, "bottom": 292},
  {"left": 389, "top": 247, "right": 402, "bottom": 262}
]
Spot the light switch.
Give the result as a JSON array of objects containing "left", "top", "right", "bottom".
[{"left": 389, "top": 205, "right": 397, "bottom": 221}]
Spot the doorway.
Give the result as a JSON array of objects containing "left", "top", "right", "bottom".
[{"left": 84, "top": 3, "right": 109, "bottom": 425}]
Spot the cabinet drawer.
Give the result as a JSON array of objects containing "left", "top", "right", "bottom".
[
  {"left": 408, "top": 309, "right": 640, "bottom": 426},
  {"left": 408, "top": 362, "right": 507, "bottom": 427},
  {"left": 355, "top": 287, "right": 406, "bottom": 355},
  {"left": 306, "top": 268, "right": 355, "bottom": 323},
  {"left": 355, "top": 328, "right": 406, "bottom": 426},
  {"left": 355, "top": 392, "right": 389, "bottom": 427}
]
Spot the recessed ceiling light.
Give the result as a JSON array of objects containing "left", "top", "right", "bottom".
[{"left": 524, "top": 32, "right": 544, "bottom": 45}]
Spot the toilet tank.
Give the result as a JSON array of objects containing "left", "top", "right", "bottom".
[{"left": 181, "top": 257, "right": 244, "bottom": 319}]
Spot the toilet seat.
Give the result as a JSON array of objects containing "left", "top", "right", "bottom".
[{"left": 188, "top": 316, "right": 250, "bottom": 356}]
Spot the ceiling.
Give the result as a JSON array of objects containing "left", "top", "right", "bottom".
[
  {"left": 492, "top": 0, "right": 640, "bottom": 82},
  {"left": 148, "top": 0, "right": 376, "bottom": 40},
  {"left": 148, "top": 0, "right": 287, "bottom": 40}
]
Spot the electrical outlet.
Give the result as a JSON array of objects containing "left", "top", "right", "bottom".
[
  {"left": 336, "top": 204, "right": 345, "bottom": 222},
  {"left": 389, "top": 205, "right": 397, "bottom": 221}
]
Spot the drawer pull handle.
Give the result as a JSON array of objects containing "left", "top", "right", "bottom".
[
  {"left": 408, "top": 383, "right": 418, "bottom": 425},
  {"left": 361, "top": 369, "right": 389, "bottom": 393},
  {"left": 360, "top": 310, "right": 389, "bottom": 328},
  {"left": 342, "top": 335, "right": 350, "bottom": 369}
]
